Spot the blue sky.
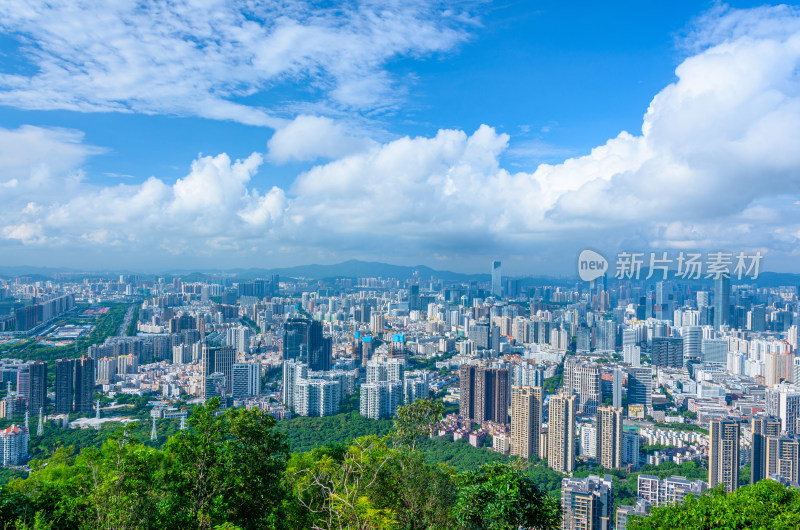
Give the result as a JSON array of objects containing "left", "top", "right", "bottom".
[{"left": 1, "top": 1, "right": 799, "bottom": 275}]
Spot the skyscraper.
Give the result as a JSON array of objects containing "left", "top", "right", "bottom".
[
  {"left": 714, "top": 276, "right": 730, "bottom": 330},
  {"left": 28, "top": 361, "right": 47, "bottom": 413},
  {"left": 474, "top": 367, "right": 509, "bottom": 424},
  {"left": 510, "top": 385, "right": 542, "bottom": 460},
  {"left": 55, "top": 358, "right": 74, "bottom": 414},
  {"left": 231, "top": 363, "right": 261, "bottom": 399},
  {"left": 491, "top": 260, "right": 502, "bottom": 297},
  {"left": 74, "top": 356, "right": 96, "bottom": 413},
  {"left": 283, "top": 318, "right": 328, "bottom": 371},
  {"left": 651, "top": 337, "right": 684, "bottom": 368},
  {"left": 564, "top": 359, "right": 601, "bottom": 415},
  {"left": 627, "top": 367, "right": 652, "bottom": 411},
  {"left": 459, "top": 364, "right": 476, "bottom": 420},
  {"left": 548, "top": 393, "right": 577, "bottom": 474},
  {"left": 596, "top": 406, "right": 623, "bottom": 469},
  {"left": 612, "top": 368, "right": 622, "bottom": 409},
  {"left": 751, "top": 416, "right": 782, "bottom": 483},
  {"left": 709, "top": 419, "right": 739, "bottom": 492}
]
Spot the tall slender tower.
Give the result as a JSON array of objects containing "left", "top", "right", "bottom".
[
  {"left": 510, "top": 386, "right": 543, "bottom": 460},
  {"left": 709, "top": 419, "right": 739, "bottom": 492},
  {"left": 596, "top": 406, "right": 623, "bottom": 469},
  {"left": 150, "top": 418, "right": 157, "bottom": 442},
  {"left": 491, "top": 261, "right": 502, "bottom": 298},
  {"left": 714, "top": 276, "right": 731, "bottom": 330},
  {"left": 751, "top": 416, "right": 782, "bottom": 483},
  {"left": 548, "top": 393, "right": 576, "bottom": 473},
  {"left": 37, "top": 407, "right": 43, "bottom": 436}
]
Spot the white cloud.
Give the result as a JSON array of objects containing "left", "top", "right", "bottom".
[
  {"left": 0, "top": 1, "right": 476, "bottom": 124},
  {"left": 267, "top": 115, "right": 375, "bottom": 163},
  {"left": 3, "top": 5, "right": 800, "bottom": 272}
]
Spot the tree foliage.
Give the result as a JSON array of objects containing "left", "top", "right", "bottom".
[{"left": 629, "top": 480, "right": 800, "bottom": 529}]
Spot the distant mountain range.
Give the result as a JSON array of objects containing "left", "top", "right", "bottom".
[{"left": 1, "top": 259, "right": 799, "bottom": 286}]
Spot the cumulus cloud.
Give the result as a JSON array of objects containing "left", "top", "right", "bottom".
[
  {"left": 267, "top": 115, "right": 375, "bottom": 163},
  {"left": 0, "top": 0, "right": 476, "bottom": 124},
  {"left": 3, "top": 5, "right": 800, "bottom": 272}
]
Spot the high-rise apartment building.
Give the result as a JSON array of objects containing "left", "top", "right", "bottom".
[
  {"left": 764, "top": 435, "right": 800, "bottom": 484},
  {"left": 637, "top": 474, "right": 707, "bottom": 507},
  {"left": 282, "top": 360, "right": 308, "bottom": 411},
  {"left": 360, "top": 380, "right": 403, "bottom": 419},
  {"left": 564, "top": 359, "right": 601, "bottom": 415},
  {"left": 459, "top": 364, "right": 476, "bottom": 420},
  {"left": 765, "top": 384, "right": 800, "bottom": 435},
  {"left": 296, "top": 378, "right": 340, "bottom": 417},
  {"left": 74, "top": 356, "right": 96, "bottom": 413},
  {"left": 28, "top": 361, "right": 47, "bottom": 413},
  {"left": 548, "top": 393, "right": 577, "bottom": 474},
  {"left": 560, "top": 474, "right": 613, "bottom": 530},
  {"left": 54, "top": 358, "right": 74, "bottom": 414},
  {"left": 474, "top": 367, "right": 509, "bottom": 424},
  {"left": 751, "top": 416, "right": 782, "bottom": 483},
  {"left": 510, "top": 386, "right": 542, "bottom": 460},
  {"left": 709, "top": 419, "right": 739, "bottom": 492},
  {"left": 596, "top": 406, "right": 623, "bottom": 469}
]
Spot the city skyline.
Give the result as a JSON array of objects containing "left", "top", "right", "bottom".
[{"left": 2, "top": 2, "right": 800, "bottom": 274}]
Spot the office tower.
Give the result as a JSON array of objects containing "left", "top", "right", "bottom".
[
  {"left": 26, "top": 361, "right": 47, "bottom": 413},
  {"left": 283, "top": 318, "right": 328, "bottom": 370},
  {"left": 282, "top": 360, "right": 308, "bottom": 411},
  {"left": 651, "top": 337, "right": 684, "bottom": 368},
  {"left": 560, "top": 475, "right": 613, "bottom": 530},
  {"left": 612, "top": 369, "right": 622, "bottom": 409},
  {"left": 655, "top": 281, "right": 674, "bottom": 322},
  {"left": 205, "top": 372, "right": 227, "bottom": 400},
  {"left": 474, "top": 367, "right": 509, "bottom": 423},
  {"left": 596, "top": 406, "right": 623, "bottom": 469},
  {"left": 764, "top": 435, "right": 800, "bottom": 484},
  {"left": 54, "top": 359, "right": 74, "bottom": 414},
  {"left": 231, "top": 363, "right": 261, "bottom": 399},
  {"left": 408, "top": 284, "right": 421, "bottom": 312},
  {"left": 702, "top": 338, "right": 728, "bottom": 364},
  {"left": 296, "top": 378, "right": 341, "bottom": 417},
  {"left": 564, "top": 359, "right": 601, "bottom": 415},
  {"left": 714, "top": 277, "right": 730, "bottom": 330},
  {"left": 623, "top": 432, "right": 640, "bottom": 466},
  {"left": 681, "top": 326, "right": 702, "bottom": 364},
  {"left": 627, "top": 367, "right": 652, "bottom": 413},
  {"left": 709, "top": 419, "right": 739, "bottom": 492},
  {"left": 74, "top": 356, "right": 96, "bottom": 413},
  {"left": 765, "top": 384, "right": 800, "bottom": 435},
  {"left": 548, "top": 393, "right": 577, "bottom": 474},
  {"left": 510, "top": 386, "right": 543, "bottom": 460},
  {"left": 491, "top": 260, "right": 502, "bottom": 297},
  {"left": 360, "top": 380, "right": 403, "bottom": 419}
]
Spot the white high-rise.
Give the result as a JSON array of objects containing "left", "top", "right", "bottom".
[{"left": 360, "top": 380, "right": 403, "bottom": 419}]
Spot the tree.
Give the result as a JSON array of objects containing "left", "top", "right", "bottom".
[
  {"left": 629, "top": 481, "right": 800, "bottom": 529},
  {"left": 392, "top": 398, "right": 444, "bottom": 450},
  {"left": 453, "top": 462, "right": 561, "bottom": 530},
  {"left": 164, "top": 399, "right": 289, "bottom": 530}
]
